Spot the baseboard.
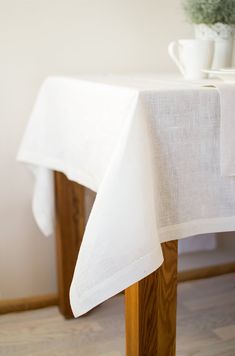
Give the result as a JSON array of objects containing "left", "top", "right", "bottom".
[
  {"left": 178, "top": 262, "right": 235, "bottom": 282},
  {"left": 0, "top": 294, "right": 58, "bottom": 315},
  {"left": 1, "top": 262, "right": 235, "bottom": 315}
]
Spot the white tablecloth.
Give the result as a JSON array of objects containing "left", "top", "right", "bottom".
[
  {"left": 17, "top": 75, "right": 235, "bottom": 317},
  {"left": 216, "top": 83, "right": 235, "bottom": 176}
]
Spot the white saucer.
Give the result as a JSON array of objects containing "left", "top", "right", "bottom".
[{"left": 203, "top": 69, "right": 235, "bottom": 82}]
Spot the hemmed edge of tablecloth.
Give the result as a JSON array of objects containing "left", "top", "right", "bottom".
[
  {"left": 69, "top": 215, "right": 235, "bottom": 318},
  {"left": 159, "top": 216, "right": 235, "bottom": 243},
  {"left": 17, "top": 149, "right": 98, "bottom": 193},
  {"left": 69, "top": 244, "right": 164, "bottom": 318}
]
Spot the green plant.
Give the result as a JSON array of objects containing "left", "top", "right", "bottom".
[{"left": 183, "top": 0, "right": 235, "bottom": 25}]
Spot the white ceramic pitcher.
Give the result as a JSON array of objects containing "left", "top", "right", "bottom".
[{"left": 168, "top": 39, "right": 214, "bottom": 80}]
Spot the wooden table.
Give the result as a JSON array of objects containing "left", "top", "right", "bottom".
[{"left": 54, "top": 171, "right": 178, "bottom": 356}]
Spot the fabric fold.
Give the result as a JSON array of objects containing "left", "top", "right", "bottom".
[
  {"left": 216, "top": 83, "right": 235, "bottom": 176},
  {"left": 69, "top": 95, "right": 164, "bottom": 316}
]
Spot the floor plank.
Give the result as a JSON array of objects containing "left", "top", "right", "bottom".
[{"left": 0, "top": 273, "right": 234, "bottom": 356}]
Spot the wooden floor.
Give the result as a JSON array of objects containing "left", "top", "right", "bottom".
[{"left": 0, "top": 273, "right": 235, "bottom": 356}]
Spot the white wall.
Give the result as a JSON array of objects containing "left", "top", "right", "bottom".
[{"left": 0, "top": 0, "right": 214, "bottom": 299}]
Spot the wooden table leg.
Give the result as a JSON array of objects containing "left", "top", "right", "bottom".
[
  {"left": 54, "top": 172, "right": 85, "bottom": 318},
  {"left": 125, "top": 241, "right": 178, "bottom": 356}
]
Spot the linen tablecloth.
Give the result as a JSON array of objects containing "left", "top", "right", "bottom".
[
  {"left": 216, "top": 84, "right": 235, "bottom": 176},
  {"left": 17, "top": 75, "right": 235, "bottom": 317}
]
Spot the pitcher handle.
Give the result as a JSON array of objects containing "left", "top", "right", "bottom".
[{"left": 168, "top": 41, "right": 185, "bottom": 76}]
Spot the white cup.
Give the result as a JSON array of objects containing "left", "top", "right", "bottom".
[{"left": 168, "top": 39, "right": 215, "bottom": 80}]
